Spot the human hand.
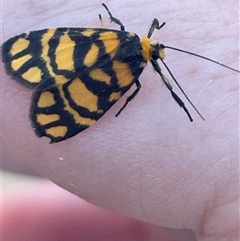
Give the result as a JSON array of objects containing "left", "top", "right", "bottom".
[{"left": 2, "top": 0, "right": 239, "bottom": 240}]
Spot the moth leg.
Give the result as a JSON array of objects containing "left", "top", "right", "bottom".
[
  {"left": 147, "top": 19, "right": 166, "bottom": 38},
  {"left": 115, "top": 79, "right": 141, "bottom": 116},
  {"left": 102, "top": 3, "right": 125, "bottom": 31},
  {"left": 98, "top": 14, "right": 104, "bottom": 28}
]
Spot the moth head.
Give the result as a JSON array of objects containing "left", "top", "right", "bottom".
[{"left": 150, "top": 41, "right": 166, "bottom": 60}]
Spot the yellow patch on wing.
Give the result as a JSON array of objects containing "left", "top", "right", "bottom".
[
  {"left": 89, "top": 68, "right": 111, "bottom": 85},
  {"left": 55, "top": 34, "right": 75, "bottom": 71},
  {"left": 81, "top": 29, "right": 95, "bottom": 37},
  {"left": 112, "top": 60, "right": 134, "bottom": 87},
  {"left": 84, "top": 43, "right": 99, "bottom": 67},
  {"left": 10, "top": 38, "right": 30, "bottom": 56},
  {"left": 11, "top": 54, "right": 32, "bottom": 71},
  {"left": 67, "top": 78, "right": 100, "bottom": 112},
  {"left": 37, "top": 113, "right": 60, "bottom": 125},
  {"left": 21, "top": 67, "right": 42, "bottom": 83},
  {"left": 99, "top": 31, "right": 120, "bottom": 58},
  {"left": 37, "top": 91, "right": 56, "bottom": 108},
  {"left": 46, "top": 126, "right": 68, "bottom": 138},
  {"left": 109, "top": 91, "right": 121, "bottom": 102}
]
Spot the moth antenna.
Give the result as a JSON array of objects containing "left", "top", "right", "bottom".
[{"left": 165, "top": 46, "right": 240, "bottom": 73}]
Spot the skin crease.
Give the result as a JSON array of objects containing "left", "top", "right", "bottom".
[{"left": 1, "top": 0, "right": 239, "bottom": 240}]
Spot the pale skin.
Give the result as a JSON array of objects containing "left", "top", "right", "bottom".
[{"left": 1, "top": 0, "right": 239, "bottom": 241}]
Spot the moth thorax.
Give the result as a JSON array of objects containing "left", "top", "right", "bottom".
[
  {"left": 141, "top": 37, "right": 151, "bottom": 61},
  {"left": 150, "top": 41, "right": 166, "bottom": 60}
]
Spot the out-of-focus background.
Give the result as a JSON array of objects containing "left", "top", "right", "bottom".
[{"left": 2, "top": 150, "right": 43, "bottom": 191}]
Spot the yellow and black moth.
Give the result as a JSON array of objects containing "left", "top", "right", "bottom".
[{"left": 2, "top": 3, "right": 239, "bottom": 143}]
